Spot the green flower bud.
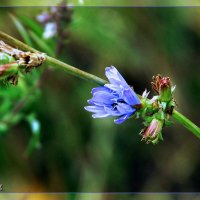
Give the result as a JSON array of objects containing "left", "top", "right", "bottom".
[
  {"left": 152, "top": 74, "right": 173, "bottom": 102},
  {"left": 159, "top": 77, "right": 172, "bottom": 102}
]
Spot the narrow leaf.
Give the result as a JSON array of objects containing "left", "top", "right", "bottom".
[{"left": 10, "top": 14, "right": 33, "bottom": 46}]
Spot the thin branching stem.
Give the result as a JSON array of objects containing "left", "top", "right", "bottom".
[{"left": 0, "top": 30, "right": 200, "bottom": 139}]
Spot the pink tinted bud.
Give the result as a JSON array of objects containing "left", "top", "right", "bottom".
[{"left": 142, "top": 119, "right": 163, "bottom": 144}]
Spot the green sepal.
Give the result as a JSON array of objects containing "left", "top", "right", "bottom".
[
  {"left": 143, "top": 116, "right": 154, "bottom": 127},
  {"left": 154, "top": 109, "right": 165, "bottom": 121},
  {"left": 165, "top": 119, "right": 173, "bottom": 127},
  {"left": 168, "top": 99, "right": 175, "bottom": 108},
  {"left": 151, "top": 132, "right": 163, "bottom": 144}
]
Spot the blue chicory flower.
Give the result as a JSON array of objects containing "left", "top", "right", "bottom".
[{"left": 85, "top": 66, "right": 141, "bottom": 124}]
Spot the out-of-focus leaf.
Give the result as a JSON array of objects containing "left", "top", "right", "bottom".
[
  {"left": 10, "top": 14, "right": 33, "bottom": 46},
  {"left": 25, "top": 113, "right": 41, "bottom": 155},
  {"left": 0, "top": 122, "right": 8, "bottom": 134},
  {"left": 20, "top": 16, "right": 56, "bottom": 51},
  {"left": 29, "top": 30, "right": 54, "bottom": 56},
  {"left": 0, "top": 98, "right": 12, "bottom": 116},
  {"left": 20, "top": 16, "right": 43, "bottom": 36},
  {"left": 2, "top": 113, "right": 24, "bottom": 125}
]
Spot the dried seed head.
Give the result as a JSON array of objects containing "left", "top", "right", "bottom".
[
  {"left": 17, "top": 52, "right": 46, "bottom": 72},
  {"left": 0, "top": 40, "right": 46, "bottom": 71},
  {"left": 0, "top": 41, "right": 46, "bottom": 85}
]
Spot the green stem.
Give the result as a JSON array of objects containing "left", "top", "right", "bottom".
[
  {"left": 0, "top": 31, "right": 200, "bottom": 139},
  {"left": 46, "top": 56, "right": 107, "bottom": 85},
  {"left": 172, "top": 110, "right": 200, "bottom": 139},
  {"left": 0, "top": 31, "right": 107, "bottom": 85}
]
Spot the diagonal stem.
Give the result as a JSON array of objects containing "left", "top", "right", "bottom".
[
  {"left": 172, "top": 110, "right": 200, "bottom": 139},
  {"left": 0, "top": 30, "right": 200, "bottom": 139},
  {"left": 0, "top": 31, "right": 107, "bottom": 85},
  {"left": 46, "top": 56, "right": 107, "bottom": 85}
]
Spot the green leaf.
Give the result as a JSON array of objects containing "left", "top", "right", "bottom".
[
  {"left": 10, "top": 14, "right": 33, "bottom": 46},
  {"left": 20, "top": 16, "right": 43, "bottom": 36}
]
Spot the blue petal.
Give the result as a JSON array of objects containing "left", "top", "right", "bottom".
[
  {"left": 92, "top": 112, "right": 110, "bottom": 118},
  {"left": 105, "top": 66, "right": 129, "bottom": 87},
  {"left": 122, "top": 88, "right": 140, "bottom": 105},
  {"left": 105, "top": 66, "right": 140, "bottom": 106},
  {"left": 116, "top": 103, "right": 135, "bottom": 115},
  {"left": 114, "top": 113, "right": 132, "bottom": 124},
  {"left": 84, "top": 106, "right": 104, "bottom": 113},
  {"left": 91, "top": 86, "right": 111, "bottom": 95},
  {"left": 104, "top": 83, "right": 124, "bottom": 98},
  {"left": 85, "top": 106, "right": 111, "bottom": 118},
  {"left": 104, "top": 83, "right": 122, "bottom": 92},
  {"left": 89, "top": 91, "right": 116, "bottom": 106}
]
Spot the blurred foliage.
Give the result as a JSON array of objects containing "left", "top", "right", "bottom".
[
  {"left": 0, "top": 1, "right": 200, "bottom": 199},
  {"left": 2, "top": 0, "right": 200, "bottom": 6}
]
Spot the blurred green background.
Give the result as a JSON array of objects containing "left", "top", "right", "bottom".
[{"left": 0, "top": 2, "right": 200, "bottom": 200}]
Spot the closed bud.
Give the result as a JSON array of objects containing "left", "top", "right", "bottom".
[
  {"left": 141, "top": 118, "right": 163, "bottom": 144},
  {"left": 159, "top": 77, "right": 172, "bottom": 102},
  {"left": 152, "top": 74, "right": 172, "bottom": 102}
]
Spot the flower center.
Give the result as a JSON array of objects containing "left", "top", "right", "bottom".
[{"left": 111, "top": 99, "right": 126, "bottom": 110}]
